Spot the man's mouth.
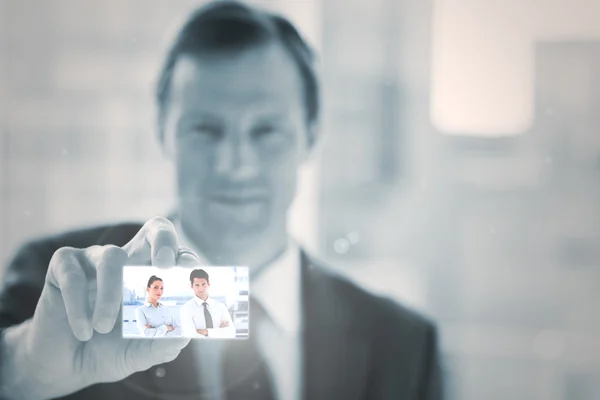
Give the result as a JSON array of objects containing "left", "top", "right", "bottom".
[{"left": 208, "top": 193, "right": 267, "bottom": 205}]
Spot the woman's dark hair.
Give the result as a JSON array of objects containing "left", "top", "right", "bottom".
[{"left": 147, "top": 275, "right": 163, "bottom": 288}]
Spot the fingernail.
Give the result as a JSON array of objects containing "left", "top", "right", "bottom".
[
  {"left": 94, "top": 317, "right": 115, "bottom": 333},
  {"left": 73, "top": 319, "right": 93, "bottom": 341},
  {"left": 177, "top": 252, "right": 200, "bottom": 267},
  {"left": 155, "top": 247, "right": 176, "bottom": 266}
]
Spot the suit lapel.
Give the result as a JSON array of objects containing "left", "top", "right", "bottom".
[{"left": 301, "top": 251, "right": 370, "bottom": 400}]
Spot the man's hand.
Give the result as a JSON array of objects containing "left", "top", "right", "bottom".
[
  {"left": 1, "top": 217, "right": 192, "bottom": 400},
  {"left": 196, "top": 329, "right": 208, "bottom": 336},
  {"left": 145, "top": 324, "right": 152, "bottom": 329},
  {"left": 167, "top": 325, "right": 174, "bottom": 332},
  {"left": 220, "top": 320, "right": 229, "bottom": 328}
]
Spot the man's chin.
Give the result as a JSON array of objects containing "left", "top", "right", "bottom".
[{"left": 206, "top": 201, "right": 269, "bottom": 230}]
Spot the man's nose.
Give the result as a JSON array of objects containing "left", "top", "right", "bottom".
[{"left": 214, "top": 135, "right": 259, "bottom": 180}]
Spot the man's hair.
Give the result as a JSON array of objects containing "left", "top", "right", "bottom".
[
  {"left": 156, "top": 0, "right": 319, "bottom": 143},
  {"left": 146, "top": 275, "right": 163, "bottom": 288},
  {"left": 190, "top": 269, "right": 210, "bottom": 285}
]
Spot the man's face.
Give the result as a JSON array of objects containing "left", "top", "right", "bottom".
[
  {"left": 192, "top": 277, "right": 210, "bottom": 300},
  {"left": 163, "top": 43, "right": 311, "bottom": 243}
]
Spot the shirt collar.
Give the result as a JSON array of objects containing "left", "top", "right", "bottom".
[
  {"left": 193, "top": 295, "right": 214, "bottom": 307},
  {"left": 252, "top": 239, "right": 301, "bottom": 335},
  {"left": 144, "top": 301, "right": 163, "bottom": 308},
  {"left": 176, "top": 219, "right": 301, "bottom": 335}
]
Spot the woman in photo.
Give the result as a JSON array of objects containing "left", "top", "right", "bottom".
[{"left": 135, "top": 275, "right": 181, "bottom": 337}]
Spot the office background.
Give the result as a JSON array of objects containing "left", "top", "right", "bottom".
[{"left": 1, "top": 0, "right": 599, "bottom": 398}]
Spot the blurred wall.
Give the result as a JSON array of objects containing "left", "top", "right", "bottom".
[{"left": 316, "top": 0, "right": 600, "bottom": 399}]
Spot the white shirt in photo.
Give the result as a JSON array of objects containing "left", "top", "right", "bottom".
[
  {"left": 179, "top": 296, "right": 236, "bottom": 339},
  {"left": 135, "top": 302, "right": 181, "bottom": 337}
]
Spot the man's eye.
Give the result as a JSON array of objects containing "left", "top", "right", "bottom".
[
  {"left": 193, "top": 125, "right": 221, "bottom": 137},
  {"left": 251, "top": 125, "right": 276, "bottom": 137}
]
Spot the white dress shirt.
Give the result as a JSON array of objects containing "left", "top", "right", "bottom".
[
  {"left": 250, "top": 239, "right": 302, "bottom": 400},
  {"left": 177, "top": 222, "right": 302, "bottom": 400},
  {"left": 179, "top": 296, "right": 236, "bottom": 339},
  {"left": 135, "top": 302, "right": 181, "bottom": 337}
]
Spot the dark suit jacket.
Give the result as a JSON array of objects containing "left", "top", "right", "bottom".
[{"left": 0, "top": 222, "right": 443, "bottom": 399}]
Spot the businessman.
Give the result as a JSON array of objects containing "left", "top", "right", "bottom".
[
  {"left": 179, "top": 269, "right": 235, "bottom": 339},
  {"left": 0, "top": 1, "right": 443, "bottom": 399}
]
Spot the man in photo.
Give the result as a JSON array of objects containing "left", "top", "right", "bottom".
[{"left": 179, "top": 269, "right": 235, "bottom": 339}]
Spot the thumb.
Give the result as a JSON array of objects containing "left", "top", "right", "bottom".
[
  {"left": 119, "top": 337, "right": 191, "bottom": 375},
  {"left": 122, "top": 217, "right": 179, "bottom": 267}
]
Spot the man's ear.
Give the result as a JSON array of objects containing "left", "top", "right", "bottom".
[
  {"left": 158, "top": 132, "right": 173, "bottom": 160},
  {"left": 302, "top": 121, "right": 322, "bottom": 165},
  {"left": 157, "top": 113, "right": 176, "bottom": 160}
]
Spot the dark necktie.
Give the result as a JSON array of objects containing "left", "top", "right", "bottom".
[
  {"left": 221, "top": 299, "right": 275, "bottom": 400},
  {"left": 203, "top": 301, "right": 214, "bottom": 329}
]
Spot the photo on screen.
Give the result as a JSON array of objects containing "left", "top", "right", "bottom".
[{"left": 122, "top": 266, "right": 249, "bottom": 339}]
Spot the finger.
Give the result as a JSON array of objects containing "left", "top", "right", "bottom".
[
  {"left": 48, "top": 247, "right": 93, "bottom": 341},
  {"left": 120, "top": 337, "right": 191, "bottom": 376},
  {"left": 176, "top": 247, "right": 203, "bottom": 267},
  {"left": 123, "top": 217, "right": 178, "bottom": 267},
  {"left": 150, "top": 226, "right": 178, "bottom": 267},
  {"left": 87, "top": 245, "right": 128, "bottom": 333}
]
